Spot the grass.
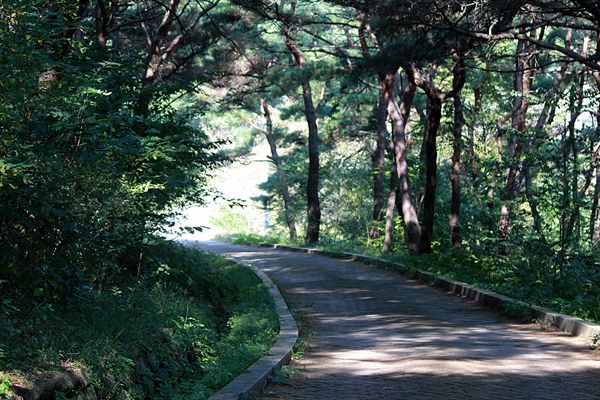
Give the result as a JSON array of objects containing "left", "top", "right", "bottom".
[
  {"left": 219, "top": 233, "right": 279, "bottom": 247},
  {"left": 257, "top": 293, "right": 312, "bottom": 399},
  {"left": 389, "top": 249, "right": 600, "bottom": 324},
  {"left": 0, "top": 240, "right": 278, "bottom": 400}
]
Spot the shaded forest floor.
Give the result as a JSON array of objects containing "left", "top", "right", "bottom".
[{"left": 0, "top": 242, "right": 278, "bottom": 400}]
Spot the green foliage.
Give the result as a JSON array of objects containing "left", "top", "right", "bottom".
[
  {"left": 271, "top": 365, "right": 304, "bottom": 386},
  {"left": 228, "top": 232, "right": 271, "bottom": 246},
  {"left": 0, "top": 1, "right": 221, "bottom": 305},
  {"left": 0, "top": 241, "right": 278, "bottom": 399},
  {"left": 229, "top": 1, "right": 600, "bottom": 325},
  {"left": 2, "top": 1, "right": 600, "bottom": 397},
  {"left": 148, "top": 242, "right": 278, "bottom": 399},
  {"left": 502, "top": 302, "right": 535, "bottom": 322},
  {"left": 0, "top": 374, "right": 12, "bottom": 398},
  {"left": 210, "top": 205, "right": 256, "bottom": 236}
]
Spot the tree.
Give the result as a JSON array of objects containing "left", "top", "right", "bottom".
[
  {"left": 358, "top": 12, "right": 388, "bottom": 239},
  {"left": 260, "top": 97, "right": 299, "bottom": 241},
  {"left": 0, "top": 0, "right": 221, "bottom": 298},
  {"left": 279, "top": 1, "right": 322, "bottom": 243}
]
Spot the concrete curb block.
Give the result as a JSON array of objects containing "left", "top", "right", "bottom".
[
  {"left": 209, "top": 259, "right": 298, "bottom": 400},
  {"left": 260, "top": 243, "right": 600, "bottom": 340}
]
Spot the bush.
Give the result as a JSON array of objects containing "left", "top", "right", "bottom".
[{"left": 0, "top": 241, "right": 278, "bottom": 400}]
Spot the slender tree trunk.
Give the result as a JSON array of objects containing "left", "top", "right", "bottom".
[
  {"left": 302, "top": 80, "right": 321, "bottom": 244},
  {"left": 95, "top": 0, "right": 109, "bottom": 50},
  {"left": 358, "top": 16, "right": 387, "bottom": 238},
  {"left": 536, "top": 29, "right": 571, "bottom": 133},
  {"left": 419, "top": 97, "right": 442, "bottom": 254},
  {"left": 559, "top": 124, "right": 570, "bottom": 262},
  {"left": 136, "top": 0, "right": 190, "bottom": 116},
  {"left": 520, "top": 29, "right": 571, "bottom": 244},
  {"left": 405, "top": 57, "right": 465, "bottom": 254},
  {"left": 592, "top": 147, "right": 600, "bottom": 245},
  {"left": 465, "top": 87, "right": 480, "bottom": 186},
  {"left": 283, "top": 26, "right": 321, "bottom": 243},
  {"left": 383, "top": 71, "right": 420, "bottom": 254},
  {"left": 382, "top": 153, "right": 398, "bottom": 253},
  {"left": 564, "top": 76, "right": 585, "bottom": 249},
  {"left": 415, "top": 97, "right": 430, "bottom": 219},
  {"left": 498, "top": 32, "right": 534, "bottom": 253},
  {"left": 261, "top": 98, "right": 298, "bottom": 242},
  {"left": 450, "top": 93, "right": 463, "bottom": 248},
  {"left": 522, "top": 164, "right": 546, "bottom": 242},
  {"left": 143, "top": 0, "right": 180, "bottom": 87},
  {"left": 370, "top": 91, "right": 388, "bottom": 238},
  {"left": 591, "top": 49, "right": 600, "bottom": 247}
]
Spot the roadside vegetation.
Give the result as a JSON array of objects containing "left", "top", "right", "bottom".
[
  {"left": 224, "top": 232, "right": 600, "bottom": 325},
  {"left": 209, "top": 1, "right": 600, "bottom": 328},
  {"left": 2, "top": 0, "right": 600, "bottom": 397},
  {"left": 0, "top": 241, "right": 277, "bottom": 400}
]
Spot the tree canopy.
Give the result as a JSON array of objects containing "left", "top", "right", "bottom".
[{"left": 1, "top": 1, "right": 600, "bottom": 394}]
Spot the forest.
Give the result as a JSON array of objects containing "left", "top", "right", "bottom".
[{"left": 0, "top": 0, "right": 599, "bottom": 399}]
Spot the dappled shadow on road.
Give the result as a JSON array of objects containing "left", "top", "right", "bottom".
[
  {"left": 189, "top": 241, "right": 600, "bottom": 400},
  {"left": 261, "top": 368, "right": 600, "bottom": 400}
]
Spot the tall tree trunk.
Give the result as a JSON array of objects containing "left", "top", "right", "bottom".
[
  {"left": 284, "top": 26, "right": 321, "bottom": 243},
  {"left": 419, "top": 97, "right": 442, "bottom": 254},
  {"left": 415, "top": 97, "right": 430, "bottom": 218},
  {"left": 563, "top": 75, "right": 585, "bottom": 249},
  {"left": 464, "top": 87, "right": 480, "bottom": 186},
  {"left": 591, "top": 43, "right": 600, "bottom": 247},
  {"left": 522, "top": 164, "right": 546, "bottom": 242},
  {"left": 405, "top": 56, "right": 465, "bottom": 254},
  {"left": 143, "top": 0, "right": 180, "bottom": 87},
  {"left": 136, "top": 0, "right": 193, "bottom": 116},
  {"left": 559, "top": 121, "right": 570, "bottom": 262},
  {"left": 450, "top": 93, "right": 463, "bottom": 248},
  {"left": 302, "top": 80, "right": 321, "bottom": 244},
  {"left": 592, "top": 144, "right": 600, "bottom": 246},
  {"left": 522, "top": 29, "right": 571, "bottom": 243},
  {"left": 382, "top": 152, "right": 398, "bottom": 253},
  {"left": 358, "top": 13, "right": 387, "bottom": 238},
  {"left": 383, "top": 71, "right": 420, "bottom": 254},
  {"left": 261, "top": 98, "right": 298, "bottom": 242},
  {"left": 498, "top": 32, "right": 534, "bottom": 253},
  {"left": 95, "top": 0, "right": 110, "bottom": 50},
  {"left": 558, "top": 74, "right": 587, "bottom": 264},
  {"left": 370, "top": 91, "right": 388, "bottom": 238}
]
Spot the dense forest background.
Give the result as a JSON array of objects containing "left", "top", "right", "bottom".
[
  {"left": 0, "top": 0, "right": 599, "bottom": 397},
  {"left": 205, "top": 0, "right": 600, "bottom": 321}
]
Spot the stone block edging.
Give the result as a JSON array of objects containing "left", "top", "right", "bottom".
[
  {"left": 260, "top": 243, "right": 600, "bottom": 340},
  {"left": 209, "top": 259, "right": 298, "bottom": 400}
]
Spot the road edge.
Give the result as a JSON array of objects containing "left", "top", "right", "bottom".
[
  {"left": 259, "top": 243, "right": 600, "bottom": 340},
  {"left": 208, "top": 256, "right": 298, "bottom": 400}
]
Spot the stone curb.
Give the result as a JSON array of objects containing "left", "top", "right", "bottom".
[
  {"left": 209, "top": 259, "right": 298, "bottom": 400},
  {"left": 259, "top": 243, "right": 600, "bottom": 340}
]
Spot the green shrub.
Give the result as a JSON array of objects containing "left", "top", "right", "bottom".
[{"left": 0, "top": 241, "right": 278, "bottom": 400}]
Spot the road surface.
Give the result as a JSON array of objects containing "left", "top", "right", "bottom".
[{"left": 192, "top": 241, "right": 600, "bottom": 400}]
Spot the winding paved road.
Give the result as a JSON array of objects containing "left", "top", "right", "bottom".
[{"left": 193, "top": 241, "right": 600, "bottom": 400}]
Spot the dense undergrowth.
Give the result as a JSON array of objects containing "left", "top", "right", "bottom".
[
  {"left": 0, "top": 241, "right": 277, "bottom": 400},
  {"left": 225, "top": 232, "right": 600, "bottom": 324}
]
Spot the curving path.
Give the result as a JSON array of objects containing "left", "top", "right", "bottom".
[{"left": 193, "top": 241, "right": 600, "bottom": 400}]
